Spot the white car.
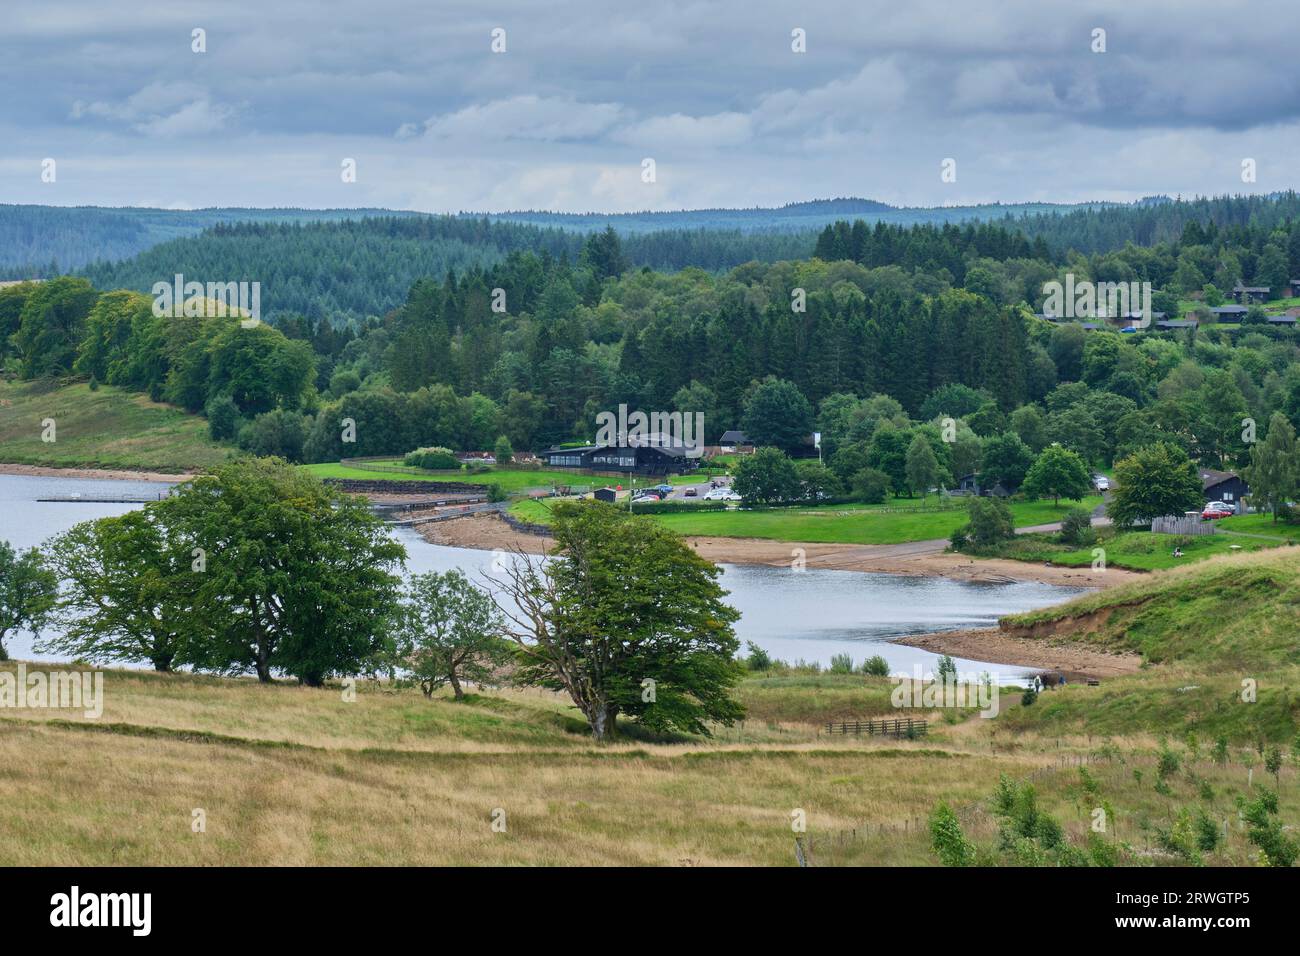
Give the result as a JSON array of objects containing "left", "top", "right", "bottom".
[
  {"left": 702, "top": 488, "right": 741, "bottom": 501},
  {"left": 1093, "top": 476, "right": 1110, "bottom": 491}
]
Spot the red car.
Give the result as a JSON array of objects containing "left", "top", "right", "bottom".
[{"left": 1201, "top": 502, "right": 1234, "bottom": 520}]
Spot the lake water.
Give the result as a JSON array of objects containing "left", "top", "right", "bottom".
[{"left": 0, "top": 473, "right": 1082, "bottom": 677}]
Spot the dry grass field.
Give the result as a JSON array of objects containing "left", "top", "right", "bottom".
[{"left": 2, "top": 656, "right": 1295, "bottom": 866}]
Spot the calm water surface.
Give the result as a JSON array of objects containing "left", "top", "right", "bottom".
[{"left": 1, "top": 474, "right": 1082, "bottom": 677}]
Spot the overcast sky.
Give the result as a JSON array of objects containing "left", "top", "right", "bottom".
[{"left": 4, "top": 0, "right": 1299, "bottom": 212}]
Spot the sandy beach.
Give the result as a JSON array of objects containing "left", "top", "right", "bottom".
[
  {"left": 0, "top": 462, "right": 194, "bottom": 483},
  {"left": 416, "top": 512, "right": 1136, "bottom": 587},
  {"left": 895, "top": 627, "right": 1142, "bottom": 680}
]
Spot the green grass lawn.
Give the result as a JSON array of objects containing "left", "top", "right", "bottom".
[
  {"left": 301, "top": 462, "right": 611, "bottom": 493},
  {"left": 1218, "top": 513, "right": 1300, "bottom": 540},
  {"left": 990, "top": 529, "right": 1282, "bottom": 571},
  {"left": 300, "top": 461, "right": 717, "bottom": 493},
  {"left": 511, "top": 495, "right": 1103, "bottom": 545},
  {"left": 0, "top": 378, "right": 232, "bottom": 472},
  {"left": 1004, "top": 548, "right": 1300, "bottom": 668}
]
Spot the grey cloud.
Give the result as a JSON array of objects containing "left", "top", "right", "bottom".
[{"left": 6, "top": 0, "right": 1300, "bottom": 210}]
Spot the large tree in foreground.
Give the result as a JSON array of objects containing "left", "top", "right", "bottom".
[
  {"left": 1108, "top": 442, "right": 1204, "bottom": 527},
  {"left": 0, "top": 540, "right": 58, "bottom": 661},
  {"left": 495, "top": 501, "right": 743, "bottom": 741},
  {"left": 42, "top": 510, "right": 197, "bottom": 671},
  {"left": 166, "top": 458, "right": 406, "bottom": 685}
]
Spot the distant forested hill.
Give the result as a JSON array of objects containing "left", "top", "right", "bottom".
[
  {"left": 12, "top": 192, "right": 1300, "bottom": 321},
  {"left": 0, "top": 205, "right": 423, "bottom": 273},
  {"left": 75, "top": 216, "right": 815, "bottom": 321},
  {"left": 477, "top": 197, "right": 1110, "bottom": 234},
  {"left": 998, "top": 192, "right": 1300, "bottom": 254},
  {"left": 1, "top": 197, "right": 1106, "bottom": 276}
]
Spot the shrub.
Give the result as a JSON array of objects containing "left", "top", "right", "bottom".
[
  {"left": 743, "top": 641, "right": 772, "bottom": 671},
  {"left": 935, "top": 654, "right": 957, "bottom": 684},
  {"left": 929, "top": 803, "right": 976, "bottom": 867},
  {"left": 1194, "top": 810, "right": 1220, "bottom": 853},
  {"left": 1058, "top": 507, "right": 1095, "bottom": 546},
  {"left": 237, "top": 409, "right": 307, "bottom": 462},
  {"left": 404, "top": 446, "right": 459, "bottom": 470},
  {"left": 861, "top": 655, "right": 890, "bottom": 677},
  {"left": 1244, "top": 787, "right": 1298, "bottom": 866},
  {"left": 829, "top": 653, "right": 854, "bottom": 674},
  {"left": 206, "top": 393, "right": 242, "bottom": 442},
  {"left": 953, "top": 497, "right": 1015, "bottom": 551},
  {"left": 493, "top": 435, "right": 514, "bottom": 465},
  {"left": 850, "top": 467, "right": 891, "bottom": 504}
]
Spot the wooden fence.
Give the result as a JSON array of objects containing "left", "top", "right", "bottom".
[
  {"left": 1151, "top": 515, "right": 1215, "bottom": 535},
  {"left": 823, "top": 718, "right": 927, "bottom": 738}
]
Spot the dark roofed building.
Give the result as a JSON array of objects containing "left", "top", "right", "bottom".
[
  {"left": 1199, "top": 468, "right": 1249, "bottom": 507},
  {"left": 1209, "top": 305, "right": 1248, "bottom": 318},
  {"left": 1268, "top": 314, "right": 1297, "bottom": 325},
  {"left": 1233, "top": 284, "right": 1269, "bottom": 304},
  {"left": 719, "top": 430, "right": 749, "bottom": 445},
  {"left": 541, "top": 437, "right": 700, "bottom": 477},
  {"left": 954, "top": 473, "right": 1016, "bottom": 497},
  {"left": 1156, "top": 319, "right": 1198, "bottom": 329}
]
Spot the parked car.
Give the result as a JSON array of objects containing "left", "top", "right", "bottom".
[
  {"left": 1201, "top": 501, "right": 1234, "bottom": 520},
  {"left": 702, "top": 488, "right": 730, "bottom": 500},
  {"left": 653, "top": 483, "right": 674, "bottom": 495},
  {"left": 1093, "top": 475, "right": 1110, "bottom": 491},
  {"left": 683, "top": 487, "right": 698, "bottom": 497}
]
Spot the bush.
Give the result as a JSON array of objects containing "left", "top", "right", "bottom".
[
  {"left": 206, "top": 393, "right": 242, "bottom": 442},
  {"left": 237, "top": 409, "right": 307, "bottom": 462},
  {"left": 829, "top": 653, "right": 854, "bottom": 674},
  {"left": 929, "top": 803, "right": 976, "bottom": 867},
  {"left": 953, "top": 496, "right": 1016, "bottom": 551},
  {"left": 850, "top": 467, "right": 891, "bottom": 504},
  {"left": 861, "top": 655, "right": 890, "bottom": 677},
  {"left": 404, "top": 446, "right": 459, "bottom": 470},
  {"left": 493, "top": 435, "right": 514, "bottom": 465},
  {"left": 743, "top": 641, "right": 772, "bottom": 671},
  {"left": 1058, "top": 506, "right": 1095, "bottom": 546},
  {"left": 485, "top": 483, "right": 507, "bottom": 503},
  {"left": 732, "top": 447, "right": 801, "bottom": 505},
  {"left": 1021, "top": 687, "right": 1038, "bottom": 706},
  {"left": 626, "top": 500, "right": 729, "bottom": 515}
]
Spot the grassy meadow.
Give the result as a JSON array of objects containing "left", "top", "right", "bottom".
[
  {"left": 510, "top": 495, "right": 1104, "bottom": 545},
  {"left": 5, "top": 549, "right": 1300, "bottom": 867},
  {"left": 3, "top": 655, "right": 1296, "bottom": 866},
  {"left": 0, "top": 378, "right": 231, "bottom": 472},
  {"left": 300, "top": 461, "right": 624, "bottom": 494},
  {"left": 986, "top": 528, "right": 1287, "bottom": 571}
]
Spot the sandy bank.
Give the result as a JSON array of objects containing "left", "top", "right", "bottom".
[
  {"left": 415, "top": 512, "right": 1137, "bottom": 587},
  {"left": 0, "top": 462, "right": 192, "bottom": 483},
  {"left": 895, "top": 627, "right": 1143, "bottom": 680}
]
